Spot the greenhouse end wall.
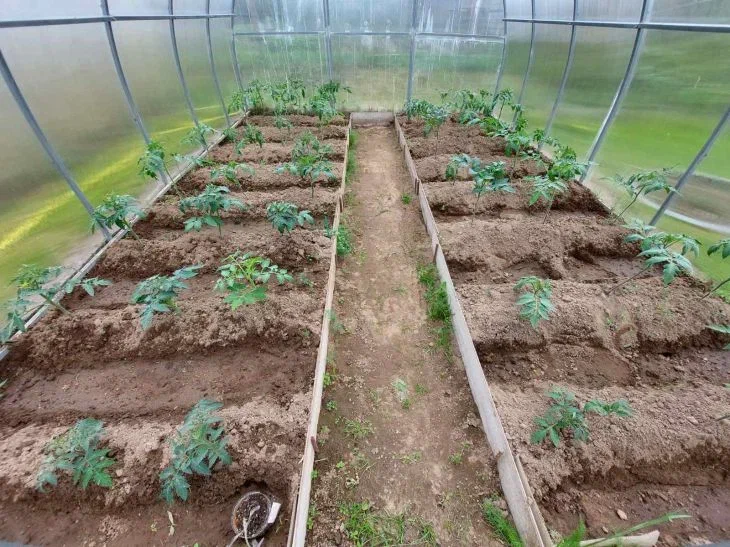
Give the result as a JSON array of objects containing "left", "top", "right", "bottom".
[{"left": 0, "top": 0, "right": 729, "bottom": 315}]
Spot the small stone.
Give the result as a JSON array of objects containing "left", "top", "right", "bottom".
[
  {"left": 115, "top": 469, "right": 123, "bottom": 477},
  {"left": 687, "top": 416, "right": 698, "bottom": 425},
  {"left": 602, "top": 526, "right": 610, "bottom": 534},
  {"left": 257, "top": 440, "right": 265, "bottom": 448},
  {"left": 616, "top": 509, "right": 628, "bottom": 520}
]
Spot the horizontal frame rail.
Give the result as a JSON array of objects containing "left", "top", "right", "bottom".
[
  {"left": 502, "top": 17, "right": 730, "bottom": 33},
  {"left": 234, "top": 30, "right": 504, "bottom": 40},
  {"left": 0, "top": 14, "right": 236, "bottom": 28}
]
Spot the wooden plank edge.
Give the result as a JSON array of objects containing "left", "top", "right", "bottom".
[
  {"left": 393, "top": 115, "right": 551, "bottom": 547},
  {"left": 288, "top": 119, "right": 351, "bottom": 547}
]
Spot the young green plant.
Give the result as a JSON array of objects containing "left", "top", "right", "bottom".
[
  {"left": 704, "top": 238, "right": 730, "bottom": 298},
  {"left": 277, "top": 131, "right": 335, "bottom": 197},
  {"left": 514, "top": 276, "right": 554, "bottom": 329},
  {"left": 210, "top": 161, "right": 255, "bottom": 187},
  {"left": 91, "top": 193, "right": 145, "bottom": 240},
  {"left": 613, "top": 225, "right": 699, "bottom": 290},
  {"left": 131, "top": 265, "right": 201, "bottom": 330},
  {"left": 531, "top": 387, "right": 632, "bottom": 447},
  {"left": 160, "top": 399, "right": 231, "bottom": 503},
  {"left": 181, "top": 123, "right": 215, "bottom": 149},
  {"left": 609, "top": 168, "right": 676, "bottom": 220},
  {"left": 10, "top": 264, "right": 110, "bottom": 316},
  {"left": 178, "top": 185, "right": 246, "bottom": 235},
  {"left": 37, "top": 418, "right": 115, "bottom": 492},
  {"left": 235, "top": 123, "right": 265, "bottom": 154},
  {"left": 214, "top": 251, "right": 292, "bottom": 309},
  {"left": 266, "top": 201, "right": 314, "bottom": 234}
]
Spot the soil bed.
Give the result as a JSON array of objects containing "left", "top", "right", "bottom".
[
  {"left": 400, "top": 115, "right": 730, "bottom": 544},
  {"left": 0, "top": 117, "right": 348, "bottom": 546}
]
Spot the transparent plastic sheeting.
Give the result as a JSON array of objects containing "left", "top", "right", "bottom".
[
  {"left": 2, "top": 0, "right": 730, "bottom": 310},
  {"left": 0, "top": 1, "right": 235, "bottom": 303}
]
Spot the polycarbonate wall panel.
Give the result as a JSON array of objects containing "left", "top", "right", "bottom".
[
  {"left": 651, "top": 0, "right": 730, "bottom": 24},
  {"left": 586, "top": 31, "right": 730, "bottom": 211},
  {"left": 112, "top": 20, "right": 200, "bottom": 156},
  {"left": 331, "top": 35, "right": 409, "bottom": 111},
  {"left": 0, "top": 25, "right": 149, "bottom": 206},
  {"left": 0, "top": 1, "right": 100, "bottom": 19},
  {"left": 0, "top": 84, "right": 104, "bottom": 302},
  {"left": 519, "top": 23, "right": 571, "bottom": 131},
  {"left": 656, "top": 125, "right": 730, "bottom": 286},
  {"left": 413, "top": 37, "right": 501, "bottom": 102},
  {"left": 236, "top": 0, "right": 324, "bottom": 32},
  {"left": 210, "top": 15, "right": 240, "bottom": 108},
  {"left": 534, "top": 0, "right": 573, "bottom": 20},
  {"left": 548, "top": 27, "right": 634, "bottom": 159},
  {"left": 417, "top": 0, "right": 503, "bottom": 36},
  {"left": 108, "top": 0, "right": 169, "bottom": 14},
  {"left": 330, "top": 0, "right": 413, "bottom": 33},
  {"left": 175, "top": 18, "right": 228, "bottom": 128},
  {"left": 497, "top": 22, "right": 531, "bottom": 104},
  {"left": 235, "top": 34, "right": 326, "bottom": 91},
  {"left": 577, "top": 0, "right": 642, "bottom": 22}
]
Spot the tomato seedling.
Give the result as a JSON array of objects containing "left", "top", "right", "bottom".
[
  {"left": 532, "top": 387, "right": 631, "bottom": 447},
  {"left": 277, "top": 131, "right": 335, "bottom": 197},
  {"left": 235, "top": 123, "right": 264, "bottom": 155},
  {"left": 704, "top": 238, "right": 730, "bottom": 298},
  {"left": 181, "top": 123, "right": 215, "bottom": 149},
  {"left": 210, "top": 161, "right": 255, "bottom": 187},
  {"left": 37, "top": 418, "right": 115, "bottom": 492},
  {"left": 91, "top": 193, "right": 145, "bottom": 240},
  {"left": 160, "top": 399, "right": 231, "bottom": 503},
  {"left": 131, "top": 265, "right": 201, "bottom": 330},
  {"left": 178, "top": 185, "right": 246, "bottom": 235},
  {"left": 609, "top": 168, "right": 676, "bottom": 220},
  {"left": 266, "top": 201, "right": 314, "bottom": 234},
  {"left": 215, "top": 251, "right": 292, "bottom": 309},
  {"left": 514, "top": 276, "right": 554, "bottom": 328}
]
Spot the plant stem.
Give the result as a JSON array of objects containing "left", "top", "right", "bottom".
[
  {"left": 703, "top": 276, "right": 730, "bottom": 299},
  {"left": 42, "top": 295, "right": 70, "bottom": 315},
  {"left": 543, "top": 200, "right": 554, "bottom": 224},
  {"left": 616, "top": 192, "right": 640, "bottom": 220},
  {"left": 608, "top": 265, "right": 651, "bottom": 294}
]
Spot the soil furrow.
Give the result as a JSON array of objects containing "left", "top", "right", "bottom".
[{"left": 400, "top": 116, "right": 730, "bottom": 544}]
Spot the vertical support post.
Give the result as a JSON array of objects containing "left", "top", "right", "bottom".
[
  {"left": 205, "top": 0, "right": 232, "bottom": 127},
  {"left": 322, "top": 0, "right": 334, "bottom": 80},
  {"left": 101, "top": 0, "right": 151, "bottom": 144},
  {"left": 406, "top": 0, "right": 419, "bottom": 102},
  {"left": 493, "top": 0, "right": 508, "bottom": 94},
  {"left": 0, "top": 49, "right": 111, "bottom": 241},
  {"left": 229, "top": 0, "right": 244, "bottom": 93},
  {"left": 513, "top": 0, "right": 535, "bottom": 123},
  {"left": 101, "top": 0, "right": 170, "bottom": 189},
  {"left": 169, "top": 0, "right": 199, "bottom": 126},
  {"left": 580, "top": 0, "right": 654, "bottom": 183},
  {"left": 650, "top": 105, "right": 730, "bottom": 225},
  {"left": 542, "top": 0, "right": 578, "bottom": 144}
]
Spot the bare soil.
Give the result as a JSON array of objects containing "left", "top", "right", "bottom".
[
  {"left": 400, "top": 117, "right": 730, "bottom": 544},
  {"left": 309, "top": 126, "right": 503, "bottom": 546},
  {"left": 0, "top": 119, "right": 347, "bottom": 546}
]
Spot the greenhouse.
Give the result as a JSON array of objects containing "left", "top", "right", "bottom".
[{"left": 0, "top": 0, "right": 728, "bottom": 545}]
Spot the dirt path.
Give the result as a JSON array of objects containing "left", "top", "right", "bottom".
[{"left": 310, "top": 126, "right": 501, "bottom": 545}]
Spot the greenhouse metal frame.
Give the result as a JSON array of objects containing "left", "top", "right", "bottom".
[
  {"left": 0, "top": 0, "right": 728, "bottom": 260},
  {"left": 1, "top": 1, "right": 729, "bottom": 545}
]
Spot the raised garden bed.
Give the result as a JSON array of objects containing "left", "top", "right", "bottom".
[
  {"left": 0, "top": 114, "right": 348, "bottom": 546},
  {"left": 398, "top": 114, "right": 730, "bottom": 544}
]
